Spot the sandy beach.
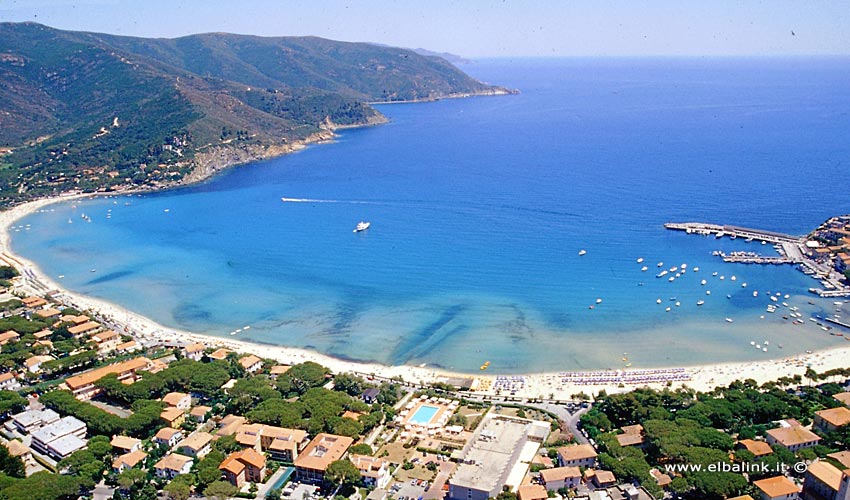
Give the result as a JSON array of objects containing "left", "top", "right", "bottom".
[{"left": 3, "top": 195, "right": 850, "bottom": 400}]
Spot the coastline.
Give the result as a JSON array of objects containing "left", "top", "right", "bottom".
[{"left": 3, "top": 196, "right": 850, "bottom": 399}]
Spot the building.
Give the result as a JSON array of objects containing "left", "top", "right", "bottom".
[
  {"left": 24, "top": 355, "right": 53, "bottom": 374},
  {"left": 754, "top": 476, "right": 800, "bottom": 500},
  {"left": 162, "top": 392, "right": 191, "bottom": 410},
  {"left": 234, "top": 424, "right": 308, "bottom": 461},
  {"left": 30, "top": 416, "right": 88, "bottom": 460},
  {"left": 557, "top": 444, "right": 598, "bottom": 468},
  {"left": 154, "top": 453, "right": 193, "bottom": 479},
  {"left": 362, "top": 388, "right": 380, "bottom": 404},
  {"left": 189, "top": 405, "right": 211, "bottom": 422},
  {"left": 449, "top": 415, "right": 549, "bottom": 500},
  {"left": 294, "top": 433, "right": 354, "bottom": 485},
  {"left": 161, "top": 407, "right": 186, "bottom": 429},
  {"left": 21, "top": 297, "right": 47, "bottom": 308},
  {"left": 182, "top": 342, "right": 206, "bottom": 361},
  {"left": 239, "top": 354, "right": 263, "bottom": 374},
  {"left": 517, "top": 484, "right": 548, "bottom": 500},
  {"left": 4, "top": 440, "right": 31, "bottom": 464},
  {"left": 590, "top": 470, "right": 617, "bottom": 488},
  {"left": 91, "top": 331, "right": 120, "bottom": 352},
  {"left": 269, "top": 365, "right": 291, "bottom": 379},
  {"left": 828, "top": 451, "right": 850, "bottom": 469},
  {"left": 207, "top": 348, "right": 232, "bottom": 360},
  {"left": 64, "top": 357, "right": 152, "bottom": 400},
  {"left": 177, "top": 432, "right": 213, "bottom": 459},
  {"left": 738, "top": 439, "right": 775, "bottom": 458},
  {"left": 115, "top": 340, "right": 140, "bottom": 354},
  {"left": 650, "top": 468, "right": 673, "bottom": 488},
  {"left": 0, "top": 330, "right": 20, "bottom": 345},
  {"left": 10, "top": 408, "right": 60, "bottom": 434},
  {"left": 349, "top": 454, "right": 390, "bottom": 489},
  {"left": 216, "top": 415, "right": 247, "bottom": 436},
  {"left": 802, "top": 460, "right": 847, "bottom": 500},
  {"left": 540, "top": 466, "right": 582, "bottom": 491},
  {"left": 67, "top": 321, "right": 101, "bottom": 336},
  {"left": 814, "top": 407, "right": 850, "bottom": 433},
  {"left": 766, "top": 424, "right": 821, "bottom": 452},
  {"left": 219, "top": 448, "right": 267, "bottom": 488},
  {"left": 110, "top": 435, "right": 142, "bottom": 454},
  {"left": 112, "top": 450, "right": 147, "bottom": 473},
  {"left": 834, "top": 393, "right": 850, "bottom": 408},
  {"left": 0, "top": 372, "right": 20, "bottom": 391},
  {"left": 616, "top": 424, "right": 645, "bottom": 448},
  {"left": 154, "top": 427, "right": 184, "bottom": 448}
]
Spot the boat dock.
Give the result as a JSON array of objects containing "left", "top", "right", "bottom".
[
  {"left": 663, "top": 222, "right": 803, "bottom": 244},
  {"left": 824, "top": 317, "right": 850, "bottom": 331},
  {"left": 717, "top": 252, "right": 794, "bottom": 265}
]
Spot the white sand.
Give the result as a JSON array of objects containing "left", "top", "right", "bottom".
[{"left": 3, "top": 195, "right": 850, "bottom": 400}]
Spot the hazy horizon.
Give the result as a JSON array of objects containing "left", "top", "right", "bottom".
[{"left": 1, "top": 0, "right": 847, "bottom": 58}]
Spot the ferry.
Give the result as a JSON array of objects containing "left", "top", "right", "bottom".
[{"left": 353, "top": 221, "right": 371, "bottom": 233}]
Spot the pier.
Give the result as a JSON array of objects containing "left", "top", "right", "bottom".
[
  {"left": 663, "top": 222, "right": 803, "bottom": 244},
  {"left": 718, "top": 252, "right": 794, "bottom": 265}
]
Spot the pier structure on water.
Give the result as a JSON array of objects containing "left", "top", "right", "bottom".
[{"left": 664, "top": 221, "right": 850, "bottom": 297}]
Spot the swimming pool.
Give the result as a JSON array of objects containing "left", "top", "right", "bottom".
[{"left": 409, "top": 404, "right": 440, "bottom": 425}]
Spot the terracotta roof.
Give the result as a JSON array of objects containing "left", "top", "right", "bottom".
[
  {"left": 349, "top": 454, "right": 387, "bottom": 478},
  {"left": 183, "top": 342, "right": 205, "bottom": 354},
  {"left": 754, "top": 476, "right": 799, "bottom": 498},
  {"left": 294, "top": 433, "right": 353, "bottom": 471},
  {"left": 161, "top": 407, "right": 185, "bottom": 423},
  {"left": 92, "top": 331, "right": 118, "bottom": 342},
  {"left": 239, "top": 354, "right": 262, "bottom": 370},
  {"left": 0, "top": 331, "right": 19, "bottom": 343},
  {"left": 270, "top": 365, "right": 291, "bottom": 375},
  {"left": 828, "top": 450, "right": 850, "bottom": 469},
  {"left": 208, "top": 348, "right": 232, "bottom": 360},
  {"left": 834, "top": 392, "right": 850, "bottom": 407},
  {"left": 816, "top": 406, "right": 850, "bottom": 427},
  {"left": 155, "top": 428, "right": 182, "bottom": 441},
  {"left": 33, "top": 330, "right": 52, "bottom": 339},
  {"left": 68, "top": 321, "right": 100, "bottom": 335},
  {"left": 180, "top": 432, "right": 213, "bottom": 452},
  {"left": 190, "top": 406, "right": 212, "bottom": 417},
  {"left": 594, "top": 470, "right": 616, "bottom": 484},
  {"left": 4, "top": 440, "right": 29, "bottom": 457},
  {"left": 621, "top": 424, "right": 643, "bottom": 435},
  {"left": 110, "top": 435, "right": 141, "bottom": 450},
  {"left": 113, "top": 450, "right": 147, "bottom": 469},
  {"left": 24, "top": 355, "right": 53, "bottom": 368},
  {"left": 650, "top": 468, "right": 672, "bottom": 486},
  {"left": 116, "top": 340, "right": 138, "bottom": 351},
  {"left": 540, "top": 466, "right": 581, "bottom": 483},
  {"left": 0, "top": 373, "right": 15, "bottom": 383},
  {"left": 216, "top": 415, "right": 247, "bottom": 436},
  {"left": 807, "top": 461, "right": 843, "bottom": 491},
  {"left": 154, "top": 453, "right": 192, "bottom": 472},
  {"left": 727, "top": 496, "right": 755, "bottom": 500},
  {"left": 35, "top": 308, "right": 61, "bottom": 318},
  {"left": 738, "top": 439, "right": 773, "bottom": 456},
  {"left": 767, "top": 425, "right": 820, "bottom": 447},
  {"left": 616, "top": 433, "right": 644, "bottom": 447},
  {"left": 557, "top": 444, "right": 598, "bottom": 461},
  {"left": 162, "top": 392, "right": 189, "bottom": 407},
  {"left": 64, "top": 357, "right": 151, "bottom": 389},
  {"left": 220, "top": 448, "right": 266, "bottom": 474},
  {"left": 517, "top": 484, "right": 548, "bottom": 500}
]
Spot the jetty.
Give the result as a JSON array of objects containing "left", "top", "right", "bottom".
[
  {"left": 663, "top": 222, "right": 803, "bottom": 244},
  {"left": 665, "top": 221, "right": 850, "bottom": 297}
]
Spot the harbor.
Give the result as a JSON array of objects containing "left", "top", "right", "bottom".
[{"left": 665, "top": 221, "right": 850, "bottom": 297}]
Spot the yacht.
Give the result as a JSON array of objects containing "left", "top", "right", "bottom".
[{"left": 353, "top": 221, "right": 371, "bottom": 233}]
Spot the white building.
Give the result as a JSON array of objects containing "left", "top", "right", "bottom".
[{"left": 30, "top": 416, "right": 88, "bottom": 460}]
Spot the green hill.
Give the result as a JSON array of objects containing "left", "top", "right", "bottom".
[{"left": 0, "top": 23, "right": 510, "bottom": 206}]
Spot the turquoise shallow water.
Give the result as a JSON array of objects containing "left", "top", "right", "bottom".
[{"left": 9, "top": 57, "right": 850, "bottom": 373}]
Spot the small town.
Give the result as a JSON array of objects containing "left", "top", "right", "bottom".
[{"left": 0, "top": 262, "right": 849, "bottom": 500}]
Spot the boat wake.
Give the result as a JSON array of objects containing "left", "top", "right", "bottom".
[{"left": 281, "top": 197, "right": 375, "bottom": 204}]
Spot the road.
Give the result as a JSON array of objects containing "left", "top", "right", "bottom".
[
  {"left": 526, "top": 403, "right": 590, "bottom": 444},
  {"left": 422, "top": 460, "right": 455, "bottom": 499}
]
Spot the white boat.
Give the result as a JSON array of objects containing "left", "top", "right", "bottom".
[
  {"left": 641, "top": 266, "right": 648, "bottom": 272},
  {"left": 712, "top": 272, "right": 718, "bottom": 276},
  {"left": 596, "top": 298, "right": 603, "bottom": 304},
  {"left": 636, "top": 257, "right": 644, "bottom": 263},
  {"left": 578, "top": 249, "right": 587, "bottom": 256},
  {"left": 762, "top": 347, "right": 768, "bottom": 352},
  {"left": 730, "top": 275, "right": 736, "bottom": 281},
  {"left": 675, "top": 301, "right": 681, "bottom": 307},
  {"left": 750, "top": 341, "right": 755, "bottom": 346},
  {"left": 700, "top": 279, "right": 707, "bottom": 286},
  {"left": 706, "top": 290, "right": 711, "bottom": 295},
  {"left": 741, "top": 283, "right": 747, "bottom": 288},
  {"left": 753, "top": 291, "right": 759, "bottom": 297},
  {"left": 656, "top": 299, "right": 662, "bottom": 304},
  {"left": 353, "top": 221, "right": 371, "bottom": 233},
  {"left": 725, "top": 317, "right": 733, "bottom": 323},
  {"left": 693, "top": 267, "right": 699, "bottom": 272},
  {"left": 668, "top": 276, "right": 675, "bottom": 282},
  {"left": 719, "top": 275, "right": 725, "bottom": 280},
  {"left": 696, "top": 300, "right": 704, "bottom": 306},
  {"left": 665, "top": 307, "right": 671, "bottom": 312}
]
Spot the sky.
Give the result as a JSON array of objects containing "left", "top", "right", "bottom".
[{"left": 0, "top": 0, "right": 847, "bottom": 57}]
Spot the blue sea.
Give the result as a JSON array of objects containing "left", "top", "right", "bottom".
[{"left": 10, "top": 58, "right": 850, "bottom": 373}]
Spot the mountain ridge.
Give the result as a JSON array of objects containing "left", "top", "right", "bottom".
[{"left": 0, "top": 22, "right": 513, "bottom": 206}]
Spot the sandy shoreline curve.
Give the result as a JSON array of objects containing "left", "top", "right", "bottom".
[{"left": 3, "top": 195, "right": 850, "bottom": 399}]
